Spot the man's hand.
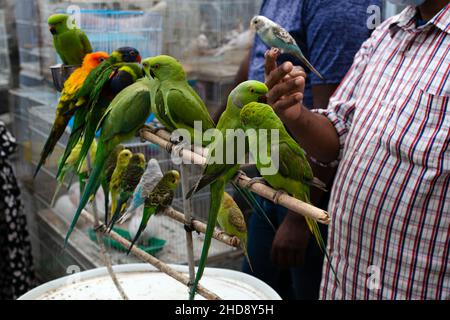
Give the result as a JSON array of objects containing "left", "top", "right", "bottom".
[
  {"left": 265, "top": 48, "right": 306, "bottom": 124},
  {"left": 271, "top": 211, "right": 311, "bottom": 268}
]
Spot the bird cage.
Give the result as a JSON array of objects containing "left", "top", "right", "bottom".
[{"left": 0, "top": 10, "right": 10, "bottom": 88}]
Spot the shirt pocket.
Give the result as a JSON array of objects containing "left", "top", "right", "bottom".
[{"left": 393, "top": 86, "right": 450, "bottom": 170}]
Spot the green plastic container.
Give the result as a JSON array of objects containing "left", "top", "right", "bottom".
[{"left": 88, "top": 227, "right": 166, "bottom": 255}]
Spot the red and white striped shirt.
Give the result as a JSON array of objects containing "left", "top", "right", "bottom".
[{"left": 313, "top": 5, "right": 450, "bottom": 299}]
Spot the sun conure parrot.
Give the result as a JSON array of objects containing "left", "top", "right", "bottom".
[
  {"left": 217, "top": 192, "right": 253, "bottom": 272},
  {"left": 34, "top": 51, "right": 109, "bottom": 178},
  {"left": 108, "top": 149, "right": 132, "bottom": 223},
  {"left": 101, "top": 144, "right": 125, "bottom": 224},
  {"left": 127, "top": 170, "right": 180, "bottom": 254},
  {"left": 187, "top": 80, "right": 268, "bottom": 300},
  {"left": 119, "top": 159, "right": 163, "bottom": 224},
  {"left": 64, "top": 77, "right": 154, "bottom": 245},
  {"left": 108, "top": 153, "right": 146, "bottom": 231},
  {"left": 239, "top": 102, "right": 337, "bottom": 280},
  {"left": 57, "top": 47, "right": 142, "bottom": 180},
  {"left": 141, "top": 56, "right": 215, "bottom": 146},
  {"left": 48, "top": 13, "right": 92, "bottom": 66},
  {"left": 51, "top": 139, "right": 97, "bottom": 207}
]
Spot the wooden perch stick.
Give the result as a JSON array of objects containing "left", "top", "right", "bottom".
[
  {"left": 140, "top": 128, "right": 331, "bottom": 224},
  {"left": 81, "top": 210, "right": 222, "bottom": 300},
  {"left": 162, "top": 207, "right": 240, "bottom": 248}
]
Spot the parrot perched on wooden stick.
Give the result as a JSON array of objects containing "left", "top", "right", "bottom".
[
  {"left": 119, "top": 159, "right": 164, "bottom": 224},
  {"left": 48, "top": 13, "right": 92, "bottom": 66},
  {"left": 108, "top": 149, "right": 132, "bottom": 223},
  {"left": 187, "top": 81, "right": 269, "bottom": 300},
  {"left": 34, "top": 51, "right": 109, "bottom": 178},
  {"left": 217, "top": 192, "right": 253, "bottom": 272},
  {"left": 108, "top": 153, "right": 146, "bottom": 231},
  {"left": 141, "top": 56, "right": 215, "bottom": 146},
  {"left": 127, "top": 170, "right": 180, "bottom": 254},
  {"left": 64, "top": 77, "right": 154, "bottom": 245},
  {"left": 250, "top": 15, "right": 324, "bottom": 80},
  {"left": 56, "top": 47, "right": 142, "bottom": 181},
  {"left": 240, "top": 102, "right": 337, "bottom": 280}
]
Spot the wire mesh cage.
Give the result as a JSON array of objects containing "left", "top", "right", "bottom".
[{"left": 0, "top": 10, "right": 10, "bottom": 88}]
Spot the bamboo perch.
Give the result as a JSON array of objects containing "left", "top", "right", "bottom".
[
  {"left": 162, "top": 206, "right": 240, "bottom": 248},
  {"left": 80, "top": 209, "right": 222, "bottom": 300},
  {"left": 140, "top": 128, "right": 331, "bottom": 224}
]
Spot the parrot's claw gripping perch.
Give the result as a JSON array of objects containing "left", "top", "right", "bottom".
[
  {"left": 184, "top": 218, "right": 198, "bottom": 234},
  {"left": 272, "top": 189, "right": 288, "bottom": 204},
  {"left": 93, "top": 223, "right": 105, "bottom": 232},
  {"left": 230, "top": 236, "right": 240, "bottom": 247},
  {"left": 244, "top": 177, "right": 267, "bottom": 189}
]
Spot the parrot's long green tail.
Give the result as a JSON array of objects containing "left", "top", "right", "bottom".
[
  {"left": 34, "top": 117, "right": 70, "bottom": 178},
  {"left": 189, "top": 180, "right": 225, "bottom": 300},
  {"left": 64, "top": 144, "right": 106, "bottom": 247},
  {"left": 127, "top": 205, "right": 156, "bottom": 255},
  {"left": 101, "top": 182, "right": 110, "bottom": 225},
  {"left": 57, "top": 110, "right": 87, "bottom": 179},
  {"left": 231, "top": 181, "right": 275, "bottom": 232}
]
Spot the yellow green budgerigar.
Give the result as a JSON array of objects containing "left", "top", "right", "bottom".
[
  {"left": 217, "top": 192, "right": 253, "bottom": 272},
  {"left": 141, "top": 55, "right": 215, "bottom": 146},
  {"left": 109, "top": 149, "right": 132, "bottom": 222},
  {"left": 240, "top": 102, "right": 337, "bottom": 280},
  {"left": 108, "top": 153, "right": 146, "bottom": 231},
  {"left": 127, "top": 170, "right": 180, "bottom": 254}
]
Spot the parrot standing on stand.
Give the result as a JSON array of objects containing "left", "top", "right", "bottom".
[
  {"left": 64, "top": 77, "right": 154, "bottom": 245},
  {"left": 48, "top": 13, "right": 92, "bottom": 66},
  {"left": 187, "top": 81, "right": 269, "bottom": 299},
  {"left": 240, "top": 102, "right": 338, "bottom": 280},
  {"left": 108, "top": 149, "right": 132, "bottom": 223},
  {"left": 127, "top": 170, "right": 180, "bottom": 254},
  {"left": 108, "top": 153, "right": 146, "bottom": 231},
  {"left": 217, "top": 192, "right": 253, "bottom": 272},
  {"left": 141, "top": 56, "right": 215, "bottom": 146},
  {"left": 57, "top": 47, "right": 142, "bottom": 180},
  {"left": 250, "top": 15, "right": 324, "bottom": 80},
  {"left": 34, "top": 51, "right": 109, "bottom": 177},
  {"left": 119, "top": 159, "right": 164, "bottom": 224}
]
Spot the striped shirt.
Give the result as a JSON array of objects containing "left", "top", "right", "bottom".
[{"left": 313, "top": 5, "right": 450, "bottom": 299}]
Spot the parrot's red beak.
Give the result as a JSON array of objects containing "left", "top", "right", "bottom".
[{"left": 137, "top": 55, "right": 142, "bottom": 63}]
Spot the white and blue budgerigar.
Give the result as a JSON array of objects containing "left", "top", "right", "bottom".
[
  {"left": 118, "top": 158, "right": 163, "bottom": 224},
  {"left": 250, "top": 15, "right": 324, "bottom": 80}
]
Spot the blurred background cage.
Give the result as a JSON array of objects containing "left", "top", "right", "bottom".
[{"left": 0, "top": 9, "right": 10, "bottom": 89}]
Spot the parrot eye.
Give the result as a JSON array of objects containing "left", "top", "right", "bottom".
[
  {"left": 130, "top": 51, "right": 136, "bottom": 56},
  {"left": 154, "top": 64, "right": 160, "bottom": 69},
  {"left": 99, "top": 57, "right": 105, "bottom": 62},
  {"left": 250, "top": 88, "right": 255, "bottom": 93},
  {"left": 143, "top": 62, "right": 148, "bottom": 68}
]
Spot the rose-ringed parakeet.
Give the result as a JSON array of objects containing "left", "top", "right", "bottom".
[
  {"left": 48, "top": 13, "right": 92, "bottom": 66},
  {"left": 250, "top": 15, "right": 324, "bottom": 80},
  {"left": 101, "top": 144, "right": 125, "bottom": 224},
  {"left": 64, "top": 77, "right": 154, "bottom": 245},
  {"left": 108, "top": 149, "right": 132, "bottom": 223},
  {"left": 34, "top": 51, "right": 109, "bottom": 177},
  {"left": 119, "top": 159, "right": 164, "bottom": 224},
  {"left": 57, "top": 47, "right": 142, "bottom": 180},
  {"left": 240, "top": 102, "right": 337, "bottom": 279},
  {"left": 217, "top": 192, "right": 253, "bottom": 272},
  {"left": 108, "top": 153, "right": 146, "bottom": 231},
  {"left": 127, "top": 170, "right": 180, "bottom": 254},
  {"left": 141, "top": 56, "right": 215, "bottom": 146},
  {"left": 187, "top": 80, "right": 268, "bottom": 299}
]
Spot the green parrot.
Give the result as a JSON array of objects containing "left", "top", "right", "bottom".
[
  {"left": 109, "top": 149, "right": 132, "bottom": 223},
  {"left": 101, "top": 144, "right": 126, "bottom": 224},
  {"left": 57, "top": 47, "right": 142, "bottom": 181},
  {"left": 127, "top": 170, "right": 180, "bottom": 254},
  {"left": 108, "top": 153, "right": 146, "bottom": 231},
  {"left": 217, "top": 192, "right": 253, "bottom": 272},
  {"left": 141, "top": 56, "right": 215, "bottom": 146},
  {"left": 64, "top": 77, "right": 154, "bottom": 246},
  {"left": 48, "top": 13, "right": 92, "bottom": 66},
  {"left": 187, "top": 80, "right": 268, "bottom": 299},
  {"left": 240, "top": 102, "right": 337, "bottom": 279}
]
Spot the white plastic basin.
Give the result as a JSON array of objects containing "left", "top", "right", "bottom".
[{"left": 18, "top": 264, "right": 281, "bottom": 300}]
